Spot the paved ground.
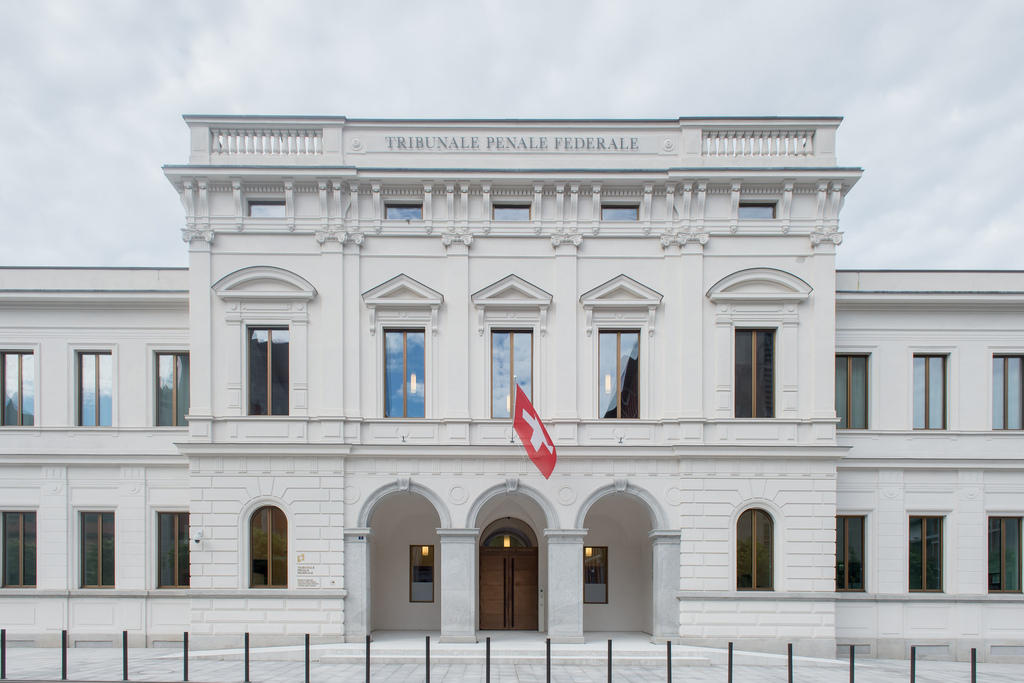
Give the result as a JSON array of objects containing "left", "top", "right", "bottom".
[{"left": 1, "top": 633, "right": 1021, "bottom": 683}]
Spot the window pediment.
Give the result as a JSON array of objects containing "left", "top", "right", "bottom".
[
  {"left": 362, "top": 274, "right": 443, "bottom": 335},
  {"left": 580, "top": 274, "right": 663, "bottom": 336},
  {"left": 706, "top": 268, "right": 811, "bottom": 303},
  {"left": 212, "top": 266, "right": 317, "bottom": 302},
  {"left": 472, "top": 274, "right": 552, "bottom": 335}
]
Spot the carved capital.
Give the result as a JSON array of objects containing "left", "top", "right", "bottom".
[
  {"left": 181, "top": 226, "right": 213, "bottom": 244},
  {"left": 551, "top": 230, "right": 582, "bottom": 247}
]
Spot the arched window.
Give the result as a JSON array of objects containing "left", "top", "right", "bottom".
[
  {"left": 737, "top": 508, "right": 773, "bottom": 590},
  {"left": 250, "top": 506, "right": 287, "bottom": 588}
]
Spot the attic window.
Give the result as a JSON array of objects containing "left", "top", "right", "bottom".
[
  {"left": 385, "top": 204, "right": 423, "bottom": 220},
  {"left": 493, "top": 205, "right": 531, "bottom": 221},
  {"left": 738, "top": 203, "right": 776, "bottom": 219},
  {"left": 248, "top": 200, "right": 286, "bottom": 218},
  {"left": 601, "top": 205, "right": 639, "bottom": 221}
]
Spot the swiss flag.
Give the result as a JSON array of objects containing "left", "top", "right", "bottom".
[{"left": 512, "top": 384, "right": 557, "bottom": 479}]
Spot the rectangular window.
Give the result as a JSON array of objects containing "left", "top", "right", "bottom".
[
  {"left": 989, "top": 517, "right": 1021, "bottom": 593},
  {"left": 1, "top": 351, "right": 34, "bottom": 426},
  {"left": 492, "top": 205, "right": 531, "bottom": 221},
  {"left": 993, "top": 356, "right": 1023, "bottom": 430},
  {"left": 248, "top": 328, "right": 289, "bottom": 416},
  {"left": 738, "top": 202, "right": 776, "bottom": 219},
  {"left": 156, "top": 353, "right": 190, "bottom": 426},
  {"left": 157, "top": 512, "right": 190, "bottom": 588},
  {"left": 598, "top": 330, "right": 640, "bottom": 419},
  {"left": 78, "top": 352, "right": 112, "bottom": 427},
  {"left": 583, "top": 546, "right": 608, "bottom": 603},
  {"left": 836, "top": 355, "right": 868, "bottom": 429},
  {"left": 913, "top": 355, "right": 946, "bottom": 429},
  {"left": 735, "top": 330, "right": 774, "bottom": 418},
  {"left": 81, "top": 511, "right": 115, "bottom": 588},
  {"left": 385, "top": 204, "right": 423, "bottom": 220},
  {"left": 491, "top": 330, "right": 532, "bottom": 418},
  {"left": 410, "top": 545, "right": 434, "bottom": 602},
  {"left": 836, "top": 515, "right": 865, "bottom": 591},
  {"left": 3, "top": 511, "right": 36, "bottom": 587},
  {"left": 247, "top": 200, "right": 285, "bottom": 217},
  {"left": 908, "top": 516, "right": 942, "bottom": 592},
  {"left": 385, "top": 330, "right": 425, "bottom": 418},
  {"left": 601, "top": 205, "right": 639, "bottom": 221}
]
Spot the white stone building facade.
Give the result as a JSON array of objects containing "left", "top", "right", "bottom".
[{"left": 0, "top": 116, "right": 1021, "bottom": 661}]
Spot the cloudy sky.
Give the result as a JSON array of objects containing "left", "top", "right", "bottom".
[{"left": 2, "top": 1, "right": 1021, "bottom": 269}]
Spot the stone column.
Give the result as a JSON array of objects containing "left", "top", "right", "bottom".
[
  {"left": 438, "top": 528, "right": 479, "bottom": 643},
  {"left": 650, "top": 530, "right": 681, "bottom": 641},
  {"left": 343, "top": 528, "right": 371, "bottom": 642},
  {"left": 544, "top": 529, "right": 586, "bottom": 643}
]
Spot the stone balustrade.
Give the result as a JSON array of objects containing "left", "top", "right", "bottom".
[{"left": 702, "top": 127, "right": 815, "bottom": 158}]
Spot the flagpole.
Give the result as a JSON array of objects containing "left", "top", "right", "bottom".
[{"left": 510, "top": 374, "right": 517, "bottom": 445}]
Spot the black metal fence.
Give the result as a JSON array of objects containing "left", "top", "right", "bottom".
[{"left": 0, "top": 629, "right": 984, "bottom": 683}]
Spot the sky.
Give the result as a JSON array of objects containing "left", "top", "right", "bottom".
[{"left": 1, "top": 0, "right": 1022, "bottom": 269}]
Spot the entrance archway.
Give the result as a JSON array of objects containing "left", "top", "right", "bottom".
[
  {"left": 368, "top": 491, "right": 441, "bottom": 631},
  {"left": 581, "top": 493, "right": 654, "bottom": 633},
  {"left": 479, "top": 518, "right": 538, "bottom": 630}
]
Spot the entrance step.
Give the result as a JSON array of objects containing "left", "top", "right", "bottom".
[{"left": 318, "top": 650, "right": 711, "bottom": 666}]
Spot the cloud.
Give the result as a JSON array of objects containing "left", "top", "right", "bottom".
[{"left": 1, "top": 0, "right": 1021, "bottom": 267}]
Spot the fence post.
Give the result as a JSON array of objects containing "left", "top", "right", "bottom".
[
  {"left": 244, "top": 632, "right": 250, "bottom": 683},
  {"left": 486, "top": 636, "right": 490, "bottom": 683},
  {"left": 305, "top": 634, "right": 310, "bottom": 683},
  {"left": 971, "top": 647, "right": 976, "bottom": 683},
  {"left": 425, "top": 635, "right": 430, "bottom": 683},
  {"left": 666, "top": 641, "right": 671, "bottom": 683},
  {"left": 183, "top": 632, "right": 188, "bottom": 682},
  {"left": 365, "top": 634, "right": 370, "bottom": 683},
  {"left": 607, "top": 638, "right": 612, "bottom": 683},
  {"left": 849, "top": 643, "right": 854, "bottom": 683},
  {"left": 546, "top": 637, "right": 551, "bottom": 683},
  {"left": 1, "top": 628, "right": 6, "bottom": 680},
  {"left": 122, "top": 630, "right": 128, "bottom": 681},
  {"left": 727, "top": 641, "right": 733, "bottom": 683},
  {"left": 910, "top": 645, "right": 916, "bottom": 683},
  {"left": 61, "top": 629, "right": 67, "bottom": 681},
  {"left": 787, "top": 642, "right": 793, "bottom": 683}
]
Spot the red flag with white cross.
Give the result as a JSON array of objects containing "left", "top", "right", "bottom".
[{"left": 512, "top": 384, "right": 557, "bottom": 479}]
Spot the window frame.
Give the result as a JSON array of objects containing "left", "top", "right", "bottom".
[
  {"left": 155, "top": 352, "right": 190, "bottom": 427},
  {"left": 383, "top": 329, "right": 427, "bottom": 419},
  {"left": 246, "top": 199, "right": 286, "bottom": 217},
  {"left": 492, "top": 204, "right": 531, "bottom": 221},
  {"left": 836, "top": 354, "right": 869, "bottom": 430},
  {"left": 597, "top": 329, "right": 641, "bottom": 419},
  {"left": 80, "top": 510, "right": 115, "bottom": 589},
  {"left": 249, "top": 506, "right": 288, "bottom": 588},
  {"left": 76, "top": 351, "right": 113, "bottom": 427},
  {"left": 409, "top": 544, "right": 435, "bottom": 603},
  {"left": 738, "top": 202, "right": 777, "bottom": 219},
  {"left": 247, "top": 327, "right": 289, "bottom": 416},
  {"left": 583, "top": 545, "right": 609, "bottom": 604},
  {"left": 1, "top": 350, "right": 34, "bottom": 427},
  {"left": 908, "top": 515, "right": 943, "bottom": 593},
  {"left": 835, "top": 515, "right": 866, "bottom": 592},
  {"left": 156, "top": 511, "right": 190, "bottom": 589},
  {"left": 2, "top": 510, "right": 37, "bottom": 588},
  {"left": 600, "top": 204, "right": 639, "bottom": 221},
  {"left": 490, "top": 329, "right": 534, "bottom": 419},
  {"left": 736, "top": 508, "right": 773, "bottom": 591},
  {"left": 988, "top": 516, "right": 1022, "bottom": 593},
  {"left": 734, "top": 329, "right": 775, "bottom": 419},
  {"left": 993, "top": 355, "right": 1023, "bottom": 430},
  {"left": 384, "top": 203, "right": 423, "bottom": 221},
  {"left": 912, "top": 354, "right": 946, "bottom": 430}
]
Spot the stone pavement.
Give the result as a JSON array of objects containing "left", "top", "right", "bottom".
[{"left": 0, "top": 632, "right": 1021, "bottom": 682}]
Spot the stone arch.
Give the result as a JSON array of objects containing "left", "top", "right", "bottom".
[
  {"left": 466, "top": 481, "right": 558, "bottom": 530},
  {"left": 731, "top": 497, "right": 783, "bottom": 592},
  {"left": 237, "top": 495, "right": 293, "bottom": 590},
  {"left": 357, "top": 479, "right": 452, "bottom": 529},
  {"left": 574, "top": 480, "right": 668, "bottom": 530}
]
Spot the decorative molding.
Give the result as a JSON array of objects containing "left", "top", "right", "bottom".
[
  {"left": 706, "top": 267, "right": 812, "bottom": 303},
  {"left": 471, "top": 274, "right": 553, "bottom": 336},
  {"left": 361, "top": 273, "right": 443, "bottom": 336},
  {"left": 579, "top": 274, "right": 664, "bottom": 337},
  {"left": 212, "top": 265, "right": 317, "bottom": 302},
  {"left": 505, "top": 476, "right": 519, "bottom": 493}
]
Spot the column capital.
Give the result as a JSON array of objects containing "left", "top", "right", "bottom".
[
  {"left": 343, "top": 527, "right": 371, "bottom": 541},
  {"left": 543, "top": 528, "right": 587, "bottom": 543},
  {"left": 436, "top": 528, "right": 480, "bottom": 541}
]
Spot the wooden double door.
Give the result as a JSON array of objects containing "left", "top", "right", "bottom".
[{"left": 479, "top": 547, "right": 538, "bottom": 630}]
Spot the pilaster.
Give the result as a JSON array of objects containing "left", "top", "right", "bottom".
[
  {"left": 650, "top": 530, "right": 682, "bottom": 641},
  {"left": 544, "top": 528, "right": 586, "bottom": 643},
  {"left": 343, "top": 528, "right": 372, "bottom": 641},
  {"left": 437, "top": 528, "right": 480, "bottom": 642}
]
